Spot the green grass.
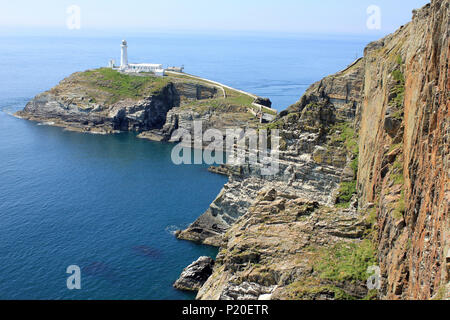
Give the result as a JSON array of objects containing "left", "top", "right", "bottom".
[
  {"left": 350, "top": 156, "right": 359, "bottom": 176},
  {"left": 167, "top": 71, "right": 272, "bottom": 112},
  {"left": 431, "top": 286, "right": 447, "bottom": 300},
  {"left": 365, "top": 207, "right": 378, "bottom": 226},
  {"left": 263, "top": 120, "right": 284, "bottom": 131},
  {"left": 228, "top": 94, "right": 254, "bottom": 108},
  {"left": 181, "top": 95, "right": 254, "bottom": 115},
  {"left": 255, "top": 105, "right": 277, "bottom": 116},
  {"left": 315, "top": 240, "right": 377, "bottom": 283},
  {"left": 392, "top": 190, "right": 406, "bottom": 220},
  {"left": 391, "top": 85, "right": 405, "bottom": 113},
  {"left": 392, "top": 159, "right": 405, "bottom": 185},
  {"left": 389, "top": 155, "right": 406, "bottom": 220},
  {"left": 286, "top": 279, "right": 355, "bottom": 300},
  {"left": 288, "top": 225, "right": 379, "bottom": 300},
  {"left": 392, "top": 173, "right": 404, "bottom": 185},
  {"left": 80, "top": 69, "right": 258, "bottom": 115},
  {"left": 363, "top": 289, "right": 379, "bottom": 300},
  {"left": 330, "top": 122, "right": 359, "bottom": 208},
  {"left": 80, "top": 68, "right": 170, "bottom": 104},
  {"left": 331, "top": 122, "right": 359, "bottom": 156},
  {"left": 335, "top": 181, "right": 357, "bottom": 208},
  {"left": 392, "top": 69, "right": 405, "bottom": 83},
  {"left": 390, "top": 66, "right": 405, "bottom": 112}
]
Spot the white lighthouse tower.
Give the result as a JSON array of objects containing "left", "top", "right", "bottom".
[
  {"left": 120, "top": 40, "right": 128, "bottom": 69},
  {"left": 109, "top": 40, "right": 165, "bottom": 76}
]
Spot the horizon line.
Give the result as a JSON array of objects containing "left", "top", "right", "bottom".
[{"left": 0, "top": 26, "right": 391, "bottom": 38}]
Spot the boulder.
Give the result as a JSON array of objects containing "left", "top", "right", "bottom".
[
  {"left": 173, "top": 256, "right": 215, "bottom": 291},
  {"left": 254, "top": 97, "right": 272, "bottom": 108}
]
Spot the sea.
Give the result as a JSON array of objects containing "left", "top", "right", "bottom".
[{"left": 0, "top": 32, "right": 376, "bottom": 299}]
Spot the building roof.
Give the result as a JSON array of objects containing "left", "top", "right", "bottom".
[{"left": 128, "top": 63, "right": 163, "bottom": 67}]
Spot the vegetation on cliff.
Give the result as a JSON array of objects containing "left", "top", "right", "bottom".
[
  {"left": 58, "top": 68, "right": 171, "bottom": 105},
  {"left": 389, "top": 56, "right": 406, "bottom": 119},
  {"left": 314, "top": 240, "right": 376, "bottom": 283},
  {"left": 329, "top": 122, "right": 359, "bottom": 208},
  {"left": 285, "top": 240, "right": 377, "bottom": 300}
]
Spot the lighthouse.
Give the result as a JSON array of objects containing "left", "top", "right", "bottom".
[
  {"left": 120, "top": 40, "right": 128, "bottom": 69},
  {"left": 109, "top": 40, "right": 165, "bottom": 76}
]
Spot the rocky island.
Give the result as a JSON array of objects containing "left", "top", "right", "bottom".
[
  {"left": 17, "top": 0, "right": 449, "bottom": 300},
  {"left": 16, "top": 68, "right": 274, "bottom": 140}
]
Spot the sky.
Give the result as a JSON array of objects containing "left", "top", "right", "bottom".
[{"left": 1, "top": 0, "right": 430, "bottom": 36}]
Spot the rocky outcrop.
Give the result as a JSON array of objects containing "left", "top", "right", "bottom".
[
  {"left": 254, "top": 97, "right": 272, "bottom": 109},
  {"left": 283, "top": 57, "right": 364, "bottom": 120},
  {"left": 177, "top": 59, "right": 363, "bottom": 246},
  {"left": 15, "top": 69, "right": 254, "bottom": 135},
  {"left": 175, "top": 55, "right": 365, "bottom": 245},
  {"left": 197, "top": 189, "right": 373, "bottom": 300},
  {"left": 174, "top": 60, "right": 364, "bottom": 245},
  {"left": 151, "top": 102, "right": 259, "bottom": 144},
  {"left": 17, "top": 84, "right": 179, "bottom": 134},
  {"left": 173, "top": 256, "right": 215, "bottom": 291},
  {"left": 183, "top": 0, "right": 449, "bottom": 301}
]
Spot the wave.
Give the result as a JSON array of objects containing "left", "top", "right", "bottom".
[{"left": 165, "top": 225, "right": 185, "bottom": 236}]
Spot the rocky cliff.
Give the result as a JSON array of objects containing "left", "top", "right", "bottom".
[
  {"left": 16, "top": 68, "right": 260, "bottom": 137},
  {"left": 355, "top": 0, "right": 449, "bottom": 299},
  {"left": 175, "top": 59, "right": 364, "bottom": 246},
  {"left": 179, "top": 0, "right": 449, "bottom": 300},
  {"left": 185, "top": 52, "right": 372, "bottom": 300}
]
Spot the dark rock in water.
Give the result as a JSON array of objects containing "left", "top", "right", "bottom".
[
  {"left": 173, "top": 256, "right": 215, "bottom": 291},
  {"left": 132, "top": 245, "right": 162, "bottom": 259},
  {"left": 82, "top": 262, "right": 118, "bottom": 281},
  {"left": 254, "top": 97, "right": 272, "bottom": 108}
]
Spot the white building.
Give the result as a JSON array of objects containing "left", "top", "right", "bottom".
[
  {"left": 125, "top": 63, "right": 165, "bottom": 76},
  {"left": 166, "top": 66, "right": 184, "bottom": 73},
  {"left": 109, "top": 40, "right": 165, "bottom": 76}
]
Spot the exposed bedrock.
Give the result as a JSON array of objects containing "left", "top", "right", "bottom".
[
  {"left": 177, "top": 49, "right": 364, "bottom": 247},
  {"left": 197, "top": 189, "right": 372, "bottom": 300},
  {"left": 356, "top": 0, "right": 449, "bottom": 299},
  {"left": 173, "top": 256, "right": 215, "bottom": 292},
  {"left": 19, "top": 84, "right": 179, "bottom": 133},
  {"left": 16, "top": 71, "right": 224, "bottom": 135},
  {"left": 181, "top": 0, "right": 449, "bottom": 301}
]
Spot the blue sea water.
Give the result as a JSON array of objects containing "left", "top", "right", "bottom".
[{"left": 0, "top": 32, "right": 374, "bottom": 299}]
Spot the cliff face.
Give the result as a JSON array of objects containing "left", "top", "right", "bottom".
[
  {"left": 189, "top": 0, "right": 448, "bottom": 300},
  {"left": 356, "top": 0, "right": 449, "bottom": 299},
  {"left": 17, "top": 69, "right": 176, "bottom": 133}
]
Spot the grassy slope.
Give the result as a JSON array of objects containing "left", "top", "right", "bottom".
[
  {"left": 57, "top": 69, "right": 259, "bottom": 115},
  {"left": 67, "top": 68, "right": 171, "bottom": 104}
]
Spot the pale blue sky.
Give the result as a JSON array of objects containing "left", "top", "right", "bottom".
[{"left": 1, "top": 0, "right": 430, "bottom": 35}]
